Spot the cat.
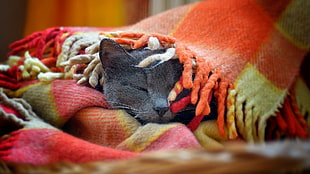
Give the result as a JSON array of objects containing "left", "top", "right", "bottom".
[
  {"left": 99, "top": 38, "right": 183, "bottom": 124},
  {"left": 99, "top": 38, "right": 217, "bottom": 124}
]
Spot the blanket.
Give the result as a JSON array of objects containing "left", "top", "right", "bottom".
[{"left": 0, "top": 0, "right": 309, "bottom": 165}]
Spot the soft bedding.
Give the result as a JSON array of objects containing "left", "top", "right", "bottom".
[{"left": 0, "top": 0, "right": 309, "bottom": 168}]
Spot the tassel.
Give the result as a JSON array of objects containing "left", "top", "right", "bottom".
[
  {"left": 195, "top": 72, "right": 219, "bottom": 116},
  {"left": 168, "top": 77, "right": 184, "bottom": 102},
  {"left": 0, "top": 74, "right": 17, "bottom": 83},
  {"left": 175, "top": 44, "right": 194, "bottom": 89},
  {"left": 275, "top": 112, "right": 287, "bottom": 132},
  {"left": 182, "top": 57, "right": 194, "bottom": 89},
  {"left": 215, "top": 81, "right": 229, "bottom": 137},
  {"left": 170, "top": 95, "right": 191, "bottom": 114},
  {"left": 40, "top": 57, "right": 57, "bottom": 68},
  {"left": 191, "top": 59, "right": 211, "bottom": 105},
  {"left": 282, "top": 97, "right": 308, "bottom": 138},
  {"left": 226, "top": 86, "right": 238, "bottom": 139},
  {"left": 0, "top": 81, "right": 21, "bottom": 90},
  {"left": 187, "top": 114, "right": 205, "bottom": 131}
]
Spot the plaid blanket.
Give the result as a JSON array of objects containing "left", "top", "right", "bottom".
[{"left": 0, "top": 0, "right": 309, "bottom": 165}]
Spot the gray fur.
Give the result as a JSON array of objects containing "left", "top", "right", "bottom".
[{"left": 99, "top": 38, "right": 183, "bottom": 123}]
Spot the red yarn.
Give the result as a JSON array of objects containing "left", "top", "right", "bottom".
[
  {"left": 6, "top": 65, "right": 21, "bottom": 81},
  {"left": 40, "top": 57, "right": 57, "bottom": 67},
  {"left": 35, "top": 28, "right": 60, "bottom": 59},
  {"left": 0, "top": 104, "right": 21, "bottom": 117},
  {"left": 187, "top": 114, "right": 205, "bottom": 131},
  {"left": 0, "top": 81, "right": 21, "bottom": 90},
  {"left": 282, "top": 97, "right": 308, "bottom": 138},
  {"left": 0, "top": 74, "right": 17, "bottom": 83},
  {"left": 275, "top": 112, "right": 287, "bottom": 131},
  {"left": 186, "top": 90, "right": 214, "bottom": 132},
  {"left": 7, "top": 27, "right": 70, "bottom": 59},
  {"left": 170, "top": 95, "right": 191, "bottom": 113},
  {"left": 8, "top": 30, "right": 42, "bottom": 48}
]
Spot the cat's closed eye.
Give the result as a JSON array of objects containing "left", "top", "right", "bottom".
[{"left": 121, "top": 82, "right": 148, "bottom": 93}]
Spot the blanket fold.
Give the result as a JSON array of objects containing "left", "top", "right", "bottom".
[
  {"left": 0, "top": 128, "right": 139, "bottom": 164},
  {"left": 0, "top": 88, "right": 200, "bottom": 164}
]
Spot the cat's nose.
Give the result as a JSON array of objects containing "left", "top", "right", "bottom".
[{"left": 154, "top": 99, "right": 169, "bottom": 117}]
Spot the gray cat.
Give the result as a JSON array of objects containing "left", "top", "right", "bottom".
[
  {"left": 99, "top": 38, "right": 217, "bottom": 124},
  {"left": 99, "top": 38, "right": 183, "bottom": 123}
]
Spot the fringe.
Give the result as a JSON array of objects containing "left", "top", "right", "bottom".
[
  {"left": 226, "top": 86, "right": 238, "bottom": 139},
  {"left": 269, "top": 78, "right": 309, "bottom": 140},
  {"left": 0, "top": 89, "right": 54, "bottom": 130},
  {"left": 8, "top": 27, "right": 69, "bottom": 59},
  {"left": 2, "top": 28, "right": 71, "bottom": 88},
  {"left": 230, "top": 75, "right": 309, "bottom": 142},
  {"left": 215, "top": 81, "right": 229, "bottom": 137}
]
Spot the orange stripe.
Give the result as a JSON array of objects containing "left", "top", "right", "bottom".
[
  {"left": 174, "top": 0, "right": 275, "bottom": 54},
  {"left": 172, "top": 0, "right": 276, "bottom": 82}
]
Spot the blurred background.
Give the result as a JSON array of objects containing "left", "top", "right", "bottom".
[{"left": 0, "top": 0, "right": 200, "bottom": 61}]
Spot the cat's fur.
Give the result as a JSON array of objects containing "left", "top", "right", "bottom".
[{"left": 99, "top": 38, "right": 183, "bottom": 123}]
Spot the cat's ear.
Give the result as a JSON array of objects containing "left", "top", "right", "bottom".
[{"left": 99, "top": 38, "right": 134, "bottom": 70}]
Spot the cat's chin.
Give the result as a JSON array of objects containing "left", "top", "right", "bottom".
[{"left": 134, "top": 111, "right": 176, "bottom": 124}]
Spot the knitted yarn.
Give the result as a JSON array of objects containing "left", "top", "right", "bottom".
[{"left": 0, "top": 2, "right": 308, "bottom": 166}]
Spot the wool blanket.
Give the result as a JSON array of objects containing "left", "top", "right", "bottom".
[{"left": 0, "top": 0, "right": 309, "bottom": 165}]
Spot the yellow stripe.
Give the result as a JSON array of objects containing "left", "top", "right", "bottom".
[
  {"left": 116, "top": 110, "right": 141, "bottom": 136},
  {"left": 123, "top": 123, "right": 180, "bottom": 152},
  {"left": 7, "top": 82, "right": 44, "bottom": 98},
  {"left": 234, "top": 63, "right": 286, "bottom": 142},
  {"left": 275, "top": 0, "right": 310, "bottom": 50}
]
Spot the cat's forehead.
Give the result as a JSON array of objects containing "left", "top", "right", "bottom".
[{"left": 100, "top": 38, "right": 182, "bottom": 85}]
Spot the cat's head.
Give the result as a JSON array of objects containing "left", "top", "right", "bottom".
[{"left": 99, "top": 38, "right": 183, "bottom": 123}]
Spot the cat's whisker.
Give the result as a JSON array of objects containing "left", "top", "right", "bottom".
[
  {"left": 135, "top": 111, "right": 151, "bottom": 114},
  {"left": 106, "top": 101, "right": 140, "bottom": 112},
  {"left": 106, "top": 101, "right": 152, "bottom": 116},
  {"left": 113, "top": 106, "right": 139, "bottom": 112}
]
